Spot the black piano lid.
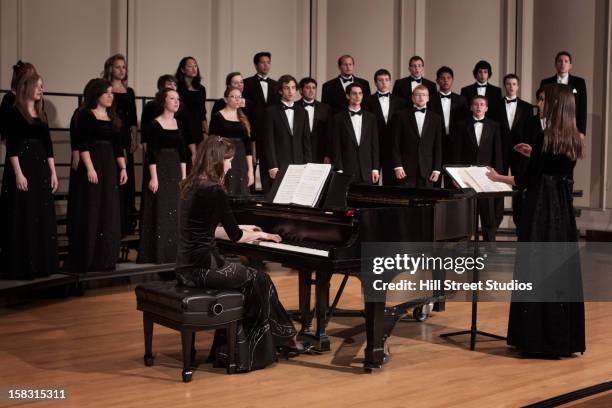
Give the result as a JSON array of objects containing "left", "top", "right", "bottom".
[{"left": 348, "top": 185, "right": 472, "bottom": 201}]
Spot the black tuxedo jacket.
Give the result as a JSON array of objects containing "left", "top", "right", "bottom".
[
  {"left": 460, "top": 83, "right": 503, "bottom": 120},
  {"left": 243, "top": 75, "right": 279, "bottom": 149},
  {"left": 297, "top": 99, "right": 332, "bottom": 163},
  {"left": 392, "top": 76, "right": 437, "bottom": 105},
  {"left": 429, "top": 92, "right": 469, "bottom": 164},
  {"left": 493, "top": 97, "right": 534, "bottom": 174},
  {"left": 457, "top": 117, "right": 502, "bottom": 172},
  {"left": 331, "top": 110, "right": 379, "bottom": 184},
  {"left": 540, "top": 74, "right": 587, "bottom": 134},
  {"left": 390, "top": 108, "right": 443, "bottom": 182},
  {"left": 322, "top": 76, "right": 371, "bottom": 115},
  {"left": 362, "top": 93, "right": 406, "bottom": 164},
  {"left": 263, "top": 104, "right": 311, "bottom": 172}
]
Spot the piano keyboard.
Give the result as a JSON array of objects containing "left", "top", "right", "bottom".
[{"left": 252, "top": 241, "right": 330, "bottom": 258}]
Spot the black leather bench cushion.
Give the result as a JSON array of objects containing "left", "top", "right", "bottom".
[{"left": 135, "top": 281, "right": 244, "bottom": 326}]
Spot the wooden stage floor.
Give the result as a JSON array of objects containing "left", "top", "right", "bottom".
[{"left": 1, "top": 266, "right": 611, "bottom": 408}]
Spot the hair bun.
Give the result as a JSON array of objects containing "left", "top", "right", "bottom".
[{"left": 12, "top": 60, "right": 24, "bottom": 71}]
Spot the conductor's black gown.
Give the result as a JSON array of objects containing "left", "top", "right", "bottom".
[
  {"left": 0, "top": 108, "right": 58, "bottom": 279},
  {"left": 175, "top": 182, "right": 297, "bottom": 371},
  {"left": 507, "top": 135, "right": 585, "bottom": 355}
]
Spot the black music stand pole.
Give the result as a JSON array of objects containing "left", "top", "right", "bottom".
[{"left": 440, "top": 189, "right": 506, "bottom": 350}]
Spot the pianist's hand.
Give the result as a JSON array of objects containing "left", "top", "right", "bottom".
[
  {"left": 258, "top": 232, "right": 282, "bottom": 243},
  {"left": 240, "top": 225, "right": 262, "bottom": 232}
]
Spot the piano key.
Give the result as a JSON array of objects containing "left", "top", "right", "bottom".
[{"left": 254, "top": 241, "right": 329, "bottom": 257}]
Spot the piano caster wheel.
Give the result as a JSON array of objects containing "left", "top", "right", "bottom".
[
  {"left": 144, "top": 354, "right": 154, "bottom": 366},
  {"left": 182, "top": 369, "right": 193, "bottom": 383},
  {"left": 413, "top": 305, "right": 429, "bottom": 322}
]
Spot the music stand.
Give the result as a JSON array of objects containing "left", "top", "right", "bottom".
[{"left": 439, "top": 165, "right": 515, "bottom": 350}]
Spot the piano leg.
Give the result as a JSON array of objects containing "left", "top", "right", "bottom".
[
  {"left": 364, "top": 301, "right": 387, "bottom": 372},
  {"left": 314, "top": 271, "right": 331, "bottom": 352},
  {"left": 298, "top": 269, "right": 314, "bottom": 336}
]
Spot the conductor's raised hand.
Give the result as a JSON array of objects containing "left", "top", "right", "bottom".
[{"left": 513, "top": 143, "right": 532, "bottom": 158}]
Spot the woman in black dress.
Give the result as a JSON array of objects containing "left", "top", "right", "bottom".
[
  {"left": 175, "top": 56, "right": 207, "bottom": 157},
  {"left": 487, "top": 83, "right": 585, "bottom": 357},
  {"left": 137, "top": 89, "right": 187, "bottom": 264},
  {"left": 67, "top": 79, "right": 128, "bottom": 272},
  {"left": 175, "top": 137, "right": 307, "bottom": 372},
  {"left": 103, "top": 54, "right": 138, "bottom": 235},
  {"left": 0, "top": 73, "right": 58, "bottom": 279},
  {"left": 1, "top": 61, "right": 37, "bottom": 142},
  {"left": 211, "top": 72, "right": 253, "bottom": 117},
  {"left": 208, "top": 86, "right": 254, "bottom": 196}
]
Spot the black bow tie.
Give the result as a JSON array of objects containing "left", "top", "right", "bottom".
[
  {"left": 411, "top": 77, "right": 422, "bottom": 83},
  {"left": 473, "top": 119, "right": 484, "bottom": 124},
  {"left": 302, "top": 101, "right": 315, "bottom": 107},
  {"left": 414, "top": 108, "right": 426, "bottom": 114},
  {"left": 477, "top": 83, "right": 487, "bottom": 88},
  {"left": 505, "top": 98, "right": 517, "bottom": 104},
  {"left": 440, "top": 93, "right": 451, "bottom": 99},
  {"left": 349, "top": 110, "right": 362, "bottom": 116},
  {"left": 282, "top": 104, "right": 295, "bottom": 110},
  {"left": 341, "top": 76, "right": 353, "bottom": 84},
  {"left": 377, "top": 92, "right": 389, "bottom": 98},
  {"left": 258, "top": 76, "right": 268, "bottom": 82}
]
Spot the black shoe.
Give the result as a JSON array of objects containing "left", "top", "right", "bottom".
[{"left": 277, "top": 341, "right": 313, "bottom": 358}]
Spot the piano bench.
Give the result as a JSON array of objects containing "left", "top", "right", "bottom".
[{"left": 135, "top": 281, "right": 244, "bottom": 382}]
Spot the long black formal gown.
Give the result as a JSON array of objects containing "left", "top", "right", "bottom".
[
  {"left": 208, "top": 112, "right": 251, "bottom": 196},
  {"left": 175, "top": 182, "right": 297, "bottom": 371},
  {"left": 0, "top": 92, "right": 16, "bottom": 142},
  {"left": 67, "top": 110, "right": 123, "bottom": 272},
  {"left": 507, "top": 135, "right": 585, "bottom": 355},
  {"left": 0, "top": 107, "right": 58, "bottom": 279},
  {"left": 137, "top": 120, "right": 186, "bottom": 264},
  {"left": 66, "top": 108, "right": 80, "bottom": 245},
  {"left": 178, "top": 84, "right": 207, "bottom": 146},
  {"left": 114, "top": 89, "right": 138, "bottom": 235}
]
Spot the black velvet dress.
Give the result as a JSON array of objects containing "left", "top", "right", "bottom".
[
  {"left": 0, "top": 108, "right": 58, "bottom": 279},
  {"left": 178, "top": 84, "right": 207, "bottom": 146},
  {"left": 209, "top": 112, "right": 251, "bottom": 196},
  {"left": 114, "top": 89, "right": 138, "bottom": 235},
  {"left": 175, "top": 182, "right": 297, "bottom": 371},
  {"left": 137, "top": 121, "right": 186, "bottom": 264},
  {"left": 67, "top": 111, "right": 123, "bottom": 272},
  {"left": 507, "top": 134, "right": 585, "bottom": 355}
]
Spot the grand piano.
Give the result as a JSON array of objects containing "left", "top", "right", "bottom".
[{"left": 218, "top": 179, "right": 474, "bottom": 371}]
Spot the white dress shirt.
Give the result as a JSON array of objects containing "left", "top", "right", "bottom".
[
  {"left": 476, "top": 82, "right": 487, "bottom": 96},
  {"left": 557, "top": 74, "right": 569, "bottom": 85},
  {"left": 439, "top": 92, "right": 452, "bottom": 135},
  {"left": 349, "top": 109, "right": 362, "bottom": 145},
  {"left": 303, "top": 99, "right": 315, "bottom": 131},
  {"left": 414, "top": 106, "right": 426, "bottom": 136},
  {"left": 540, "top": 117, "right": 547, "bottom": 131},
  {"left": 282, "top": 101, "right": 294, "bottom": 134},
  {"left": 473, "top": 116, "right": 484, "bottom": 146},
  {"left": 340, "top": 76, "right": 354, "bottom": 91},
  {"left": 410, "top": 76, "right": 422, "bottom": 92},
  {"left": 378, "top": 92, "right": 390, "bottom": 123},
  {"left": 258, "top": 75, "right": 269, "bottom": 102},
  {"left": 505, "top": 97, "right": 517, "bottom": 129}
]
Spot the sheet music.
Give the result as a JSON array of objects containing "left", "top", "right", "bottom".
[
  {"left": 445, "top": 166, "right": 512, "bottom": 193},
  {"left": 273, "top": 165, "right": 306, "bottom": 204},
  {"left": 272, "top": 163, "right": 331, "bottom": 207}
]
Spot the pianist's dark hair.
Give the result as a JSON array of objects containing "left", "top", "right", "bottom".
[{"left": 180, "top": 136, "right": 235, "bottom": 198}]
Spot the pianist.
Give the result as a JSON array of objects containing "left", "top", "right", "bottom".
[{"left": 175, "top": 136, "right": 307, "bottom": 372}]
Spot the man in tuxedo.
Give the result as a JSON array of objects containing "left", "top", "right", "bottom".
[
  {"left": 457, "top": 95, "right": 503, "bottom": 242},
  {"left": 322, "top": 55, "right": 371, "bottom": 114},
  {"left": 390, "top": 84, "right": 442, "bottom": 188},
  {"left": 540, "top": 51, "right": 587, "bottom": 137},
  {"left": 460, "top": 60, "right": 502, "bottom": 120},
  {"left": 392, "top": 56, "right": 437, "bottom": 105},
  {"left": 363, "top": 69, "right": 406, "bottom": 185},
  {"left": 243, "top": 51, "right": 280, "bottom": 188},
  {"left": 263, "top": 74, "right": 311, "bottom": 193},
  {"left": 429, "top": 66, "right": 468, "bottom": 186},
  {"left": 298, "top": 77, "right": 332, "bottom": 164},
  {"left": 331, "top": 83, "right": 380, "bottom": 185}
]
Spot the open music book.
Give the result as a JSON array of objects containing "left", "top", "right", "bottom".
[
  {"left": 444, "top": 166, "right": 512, "bottom": 193},
  {"left": 272, "top": 163, "right": 332, "bottom": 207}
]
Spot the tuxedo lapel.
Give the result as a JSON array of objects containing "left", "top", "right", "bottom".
[
  {"left": 278, "top": 106, "right": 293, "bottom": 135},
  {"left": 343, "top": 112, "right": 358, "bottom": 146},
  {"left": 480, "top": 121, "right": 491, "bottom": 149},
  {"left": 421, "top": 112, "right": 431, "bottom": 139},
  {"left": 373, "top": 97, "right": 384, "bottom": 122},
  {"left": 408, "top": 110, "right": 419, "bottom": 137}
]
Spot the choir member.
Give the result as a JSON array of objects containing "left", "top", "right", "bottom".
[
  {"left": 390, "top": 84, "right": 442, "bottom": 188},
  {"left": 103, "top": 54, "right": 138, "bottom": 235},
  {"left": 175, "top": 56, "right": 208, "bottom": 150},
  {"left": 243, "top": 52, "right": 279, "bottom": 185},
  {"left": 175, "top": 137, "right": 308, "bottom": 372},
  {"left": 331, "top": 83, "right": 379, "bottom": 185},
  {"left": 67, "top": 78, "right": 127, "bottom": 272},
  {"left": 141, "top": 74, "right": 180, "bottom": 150},
  {"left": 460, "top": 60, "right": 502, "bottom": 120},
  {"left": 298, "top": 77, "right": 332, "bottom": 164},
  {"left": 262, "top": 75, "right": 311, "bottom": 192},
  {"left": 457, "top": 95, "right": 502, "bottom": 242},
  {"left": 137, "top": 89, "right": 186, "bottom": 264},
  {"left": 209, "top": 86, "right": 254, "bottom": 196},
  {"left": 1, "top": 61, "right": 37, "bottom": 142},
  {"left": 487, "top": 84, "right": 585, "bottom": 357},
  {"left": 540, "top": 51, "right": 587, "bottom": 137},
  {"left": 322, "top": 55, "right": 371, "bottom": 114},
  {"left": 363, "top": 69, "right": 406, "bottom": 185},
  {"left": 211, "top": 72, "right": 253, "bottom": 118},
  {"left": 0, "top": 73, "right": 58, "bottom": 279},
  {"left": 392, "top": 56, "right": 437, "bottom": 105},
  {"left": 429, "top": 66, "right": 468, "bottom": 186}
]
